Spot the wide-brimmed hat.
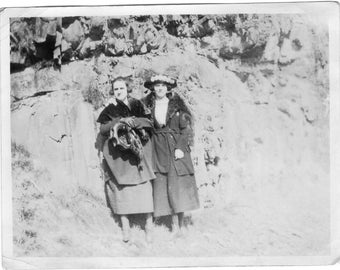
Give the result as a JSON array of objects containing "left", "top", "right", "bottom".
[{"left": 144, "top": 75, "right": 177, "bottom": 90}]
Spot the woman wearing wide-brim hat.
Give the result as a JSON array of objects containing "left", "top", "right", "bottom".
[{"left": 143, "top": 74, "right": 200, "bottom": 234}]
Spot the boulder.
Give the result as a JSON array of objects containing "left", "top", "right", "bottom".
[
  {"left": 278, "top": 38, "right": 297, "bottom": 65},
  {"left": 262, "top": 34, "right": 280, "bottom": 63},
  {"left": 10, "top": 19, "right": 35, "bottom": 67},
  {"left": 62, "top": 19, "right": 85, "bottom": 50},
  {"left": 34, "top": 17, "right": 59, "bottom": 43}
]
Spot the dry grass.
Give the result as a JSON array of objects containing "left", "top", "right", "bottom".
[{"left": 12, "top": 142, "right": 329, "bottom": 257}]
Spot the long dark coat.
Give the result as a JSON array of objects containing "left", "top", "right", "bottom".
[
  {"left": 97, "top": 97, "right": 156, "bottom": 186},
  {"left": 143, "top": 92, "right": 200, "bottom": 216},
  {"left": 143, "top": 92, "right": 195, "bottom": 175}
]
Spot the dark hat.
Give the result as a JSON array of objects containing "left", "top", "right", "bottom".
[{"left": 144, "top": 75, "right": 177, "bottom": 90}]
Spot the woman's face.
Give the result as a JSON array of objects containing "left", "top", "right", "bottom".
[
  {"left": 113, "top": 80, "right": 128, "bottom": 101},
  {"left": 154, "top": 83, "right": 168, "bottom": 99}
]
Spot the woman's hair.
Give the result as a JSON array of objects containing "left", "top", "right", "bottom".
[
  {"left": 149, "top": 88, "right": 174, "bottom": 99},
  {"left": 151, "top": 82, "right": 172, "bottom": 92},
  {"left": 150, "top": 82, "right": 175, "bottom": 100},
  {"left": 111, "top": 76, "right": 132, "bottom": 94}
]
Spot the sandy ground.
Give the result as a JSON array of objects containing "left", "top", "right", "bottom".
[{"left": 12, "top": 141, "right": 329, "bottom": 257}]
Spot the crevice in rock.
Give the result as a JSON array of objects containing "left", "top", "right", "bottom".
[
  {"left": 11, "top": 95, "right": 22, "bottom": 102},
  {"left": 303, "top": 113, "right": 315, "bottom": 125},
  {"left": 32, "top": 91, "right": 55, "bottom": 97},
  {"left": 11, "top": 89, "right": 78, "bottom": 104},
  {"left": 49, "top": 134, "right": 67, "bottom": 143},
  {"left": 233, "top": 71, "right": 250, "bottom": 83},
  {"left": 304, "top": 117, "right": 314, "bottom": 124},
  {"left": 278, "top": 58, "right": 296, "bottom": 67},
  {"left": 300, "top": 107, "right": 315, "bottom": 125},
  {"left": 278, "top": 107, "right": 292, "bottom": 118},
  {"left": 12, "top": 90, "right": 56, "bottom": 103},
  {"left": 254, "top": 101, "right": 269, "bottom": 105}
]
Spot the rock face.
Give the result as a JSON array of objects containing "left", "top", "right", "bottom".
[
  {"left": 10, "top": 17, "right": 62, "bottom": 71},
  {"left": 11, "top": 90, "right": 102, "bottom": 197},
  {"left": 10, "top": 14, "right": 330, "bottom": 256}
]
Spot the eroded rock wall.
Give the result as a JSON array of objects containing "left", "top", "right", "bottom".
[{"left": 11, "top": 14, "right": 329, "bottom": 212}]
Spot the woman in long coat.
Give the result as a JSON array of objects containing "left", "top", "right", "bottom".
[
  {"left": 97, "top": 76, "right": 155, "bottom": 242},
  {"left": 143, "top": 75, "right": 200, "bottom": 233}
]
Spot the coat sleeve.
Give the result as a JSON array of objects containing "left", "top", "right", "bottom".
[
  {"left": 133, "top": 100, "right": 154, "bottom": 130},
  {"left": 97, "top": 106, "right": 121, "bottom": 137},
  {"left": 99, "top": 118, "right": 120, "bottom": 136},
  {"left": 175, "top": 112, "right": 192, "bottom": 152}
]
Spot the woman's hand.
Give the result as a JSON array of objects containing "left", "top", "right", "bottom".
[
  {"left": 174, "top": 149, "right": 184, "bottom": 160},
  {"left": 139, "top": 129, "right": 150, "bottom": 141},
  {"left": 120, "top": 117, "right": 135, "bottom": 127}
]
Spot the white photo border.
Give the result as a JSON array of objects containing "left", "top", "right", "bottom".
[{"left": 1, "top": 1, "right": 339, "bottom": 268}]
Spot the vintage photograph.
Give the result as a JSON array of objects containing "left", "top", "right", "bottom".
[{"left": 2, "top": 2, "right": 339, "bottom": 267}]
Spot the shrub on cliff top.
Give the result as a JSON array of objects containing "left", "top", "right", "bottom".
[{"left": 82, "top": 74, "right": 111, "bottom": 110}]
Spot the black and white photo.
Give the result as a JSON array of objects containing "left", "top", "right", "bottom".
[{"left": 1, "top": 1, "right": 339, "bottom": 268}]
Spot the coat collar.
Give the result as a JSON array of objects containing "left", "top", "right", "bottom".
[
  {"left": 143, "top": 92, "right": 191, "bottom": 126},
  {"left": 115, "top": 97, "right": 138, "bottom": 111}
]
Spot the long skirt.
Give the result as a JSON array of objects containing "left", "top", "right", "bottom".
[
  {"left": 152, "top": 163, "right": 200, "bottom": 217},
  {"left": 104, "top": 166, "right": 153, "bottom": 215}
]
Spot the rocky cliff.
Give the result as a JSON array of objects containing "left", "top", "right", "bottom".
[{"left": 11, "top": 14, "right": 330, "bottom": 256}]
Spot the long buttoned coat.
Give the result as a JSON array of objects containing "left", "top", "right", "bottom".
[
  {"left": 143, "top": 93, "right": 195, "bottom": 176},
  {"left": 143, "top": 92, "right": 200, "bottom": 216}
]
